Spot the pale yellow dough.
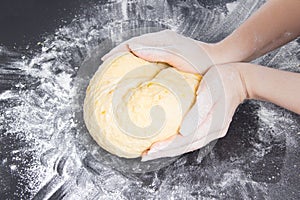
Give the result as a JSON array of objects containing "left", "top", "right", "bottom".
[{"left": 84, "top": 53, "right": 201, "bottom": 158}]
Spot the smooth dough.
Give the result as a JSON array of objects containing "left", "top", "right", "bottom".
[{"left": 84, "top": 53, "right": 201, "bottom": 158}]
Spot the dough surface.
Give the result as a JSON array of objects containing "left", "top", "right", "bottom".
[{"left": 84, "top": 53, "right": 201, "bottom": 158}]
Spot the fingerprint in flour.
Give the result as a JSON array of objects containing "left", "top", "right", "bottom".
[{"left": 1, "top": 0, "right": 299, "bottom": 199}]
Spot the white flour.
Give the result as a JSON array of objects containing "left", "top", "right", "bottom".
[{"left": 0, "top": 0, "right": 299, "bottom": 199}]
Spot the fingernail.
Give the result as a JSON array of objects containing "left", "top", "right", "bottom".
[
  {"left": 128, "top": 43, "right": 146, "bottom": 51},
  {"left": 150, "top": 141, "right": 172, "bottom": 152},
  {"left": 141, "top": 154, "right": 152, "bottom": 162},
  {"left": 101, "top": 54, "right": 108, "bottom": 61},
  {"left": 148, "top": 147, "right": 159, "bottom": 154}
]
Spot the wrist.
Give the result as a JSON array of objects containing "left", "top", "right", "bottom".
[
  {"left": 209, "top": 42, "right": 228, "bottom": 64},
  {"left": 195, "top": 41, "right": 224, "bottom": 66},
  {"left": 215, "top": 35, "right": 257, "bottom": 63},
  {"left": 202, "top": 41, "right": 243, "bottom": 65},
  {"left": 215, "top": 64, "right": 248, "bottom": 105},
  {"left": 233, "top": 63, "right": 255, "bottom": 100},
  {"left": 195, "top": 40, "right": 247, "bottom": 67}
]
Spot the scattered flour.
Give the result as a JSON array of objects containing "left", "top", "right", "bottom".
[{"left": 0, "top": 0, "right": 299, "bottom": 199}]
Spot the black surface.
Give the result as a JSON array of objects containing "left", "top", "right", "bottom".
[
  {"left": 0, "top": 0, "right": 299, "bottom": 199},
  {"left": 0, "top": 0, "right": 85, "bottom": 48},
  {"left": 0, "top": 1, "right": 87, "bottom": 199}
]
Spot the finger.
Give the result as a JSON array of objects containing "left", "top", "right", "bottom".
[
  {"left": 142, "top": 132, "right": 196, "bottom": 161},
  {"left": 180, "top": 76, "right": 214, "bottom": 136},
  {"left": 101, "top": 43, "right": 130, "bottom": 61},
  {"left": 141, "top": 135, "right": 175, "bottom": 157},
  {"left": 127, "top": 30, "right": 178, "bottom": 46},
  {"left": 142, "top": 80, "right": 215, "bottom": 160},
  {"left": 142, "top": 123, "right": 225, "bottom": 162},
  {"left": 142, "top": 149, "right": 181, "bottom": 161},
  {"left": 101, "top": 30, "right": 175, "bottom": 61},
  {"left": 149, "top": 134, "right": 177, "bottom": 150},
  {"left": 127, "top": 31, "right": 214, "bottom": 74},
  {"left": 142, "top": 111, "right": 216, "bottom": 161},
  {"left": 129, "top": 44, "right": 197, "bottom": 73},
  {"left": 142, "top": 94, "right": 231, "bottom": 162},
  {"left": 142, "top": 137, "right": 185, "bottom": 161},
  {"left": 141, "top": 134, "right": 209, "bottom": 161}
]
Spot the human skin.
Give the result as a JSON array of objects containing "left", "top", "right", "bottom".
[
  {"left": 237, "top": 63, "right": 300, "bottom": 115},
  {"left": 206, "top": 0, "right": 300, "bottom": 64}
]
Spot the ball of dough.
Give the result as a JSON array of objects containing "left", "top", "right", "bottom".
[{"left": 84, "top": 53, "right": 201, "bottom": 158}]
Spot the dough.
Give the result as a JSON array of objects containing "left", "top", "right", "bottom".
[{"left": 84, "top": 53, "right": 201, "bottom": 158}]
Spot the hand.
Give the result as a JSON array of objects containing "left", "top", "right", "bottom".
[
  {"left": 142, "top": 64, "right": 248, "bottom": 161},
  {"left": 102, "top": 30, "right": 217, "bottom": 74},
  {"left": 102, "top": 30, "right": 248, "bottom": 161}
]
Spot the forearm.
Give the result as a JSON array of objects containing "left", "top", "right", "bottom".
[
  {"left": 210, "top": 0, "right": 300, "bottom": 64},
  {"left": 236, "top": 63, "right": 300, "bottom": 114}
]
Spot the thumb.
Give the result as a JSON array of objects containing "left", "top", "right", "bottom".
[
  {"left": 128, "top": 43, "right": 198, "bottom": 74},
  {"left": 180, "top": 78, "right": 213, "bottom": 136}
]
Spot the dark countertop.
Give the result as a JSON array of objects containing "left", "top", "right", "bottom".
[{"left": 0, "top": 0, "right": 299, "bottom": 199}]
